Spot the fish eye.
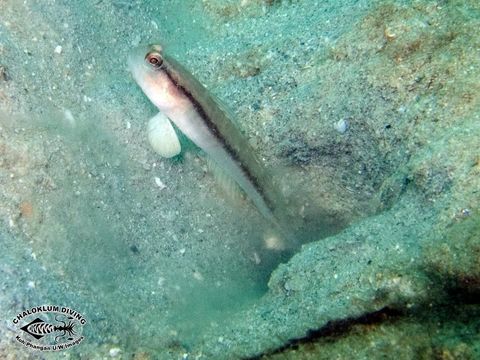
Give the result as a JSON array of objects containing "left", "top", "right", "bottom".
[{"left": 145, "top": 52, "right": 163, "bottom": 68}]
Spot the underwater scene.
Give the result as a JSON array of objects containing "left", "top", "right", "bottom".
[{"left": 0, "top": 0, "right": 479, "bottom": 359}]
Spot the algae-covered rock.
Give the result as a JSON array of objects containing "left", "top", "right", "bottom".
[
  {"left": 266, "top": 304, "right": 480, "bottom": 360},
  {"left": 425, "top": 215, "right": 480, "bottom": 300},
  {"left": 191, "top": 0, "right": 480, "bottom": 357}
]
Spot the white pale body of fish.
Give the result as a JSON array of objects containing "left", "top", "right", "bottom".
[{"left": 128, "top": 45, "right": 276, "bottom": 220}]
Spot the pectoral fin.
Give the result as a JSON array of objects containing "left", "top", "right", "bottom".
[{"left": 147, "top": 112, "right": 181, "bottom": 158}]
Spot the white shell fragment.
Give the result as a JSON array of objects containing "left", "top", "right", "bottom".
[
  {"left": 334, "top": 118, "right": 348, "bottom": 134},
  {"left": 63, "top": 109, "right": 76, "bottom": 127},
  {"left": 154, "top": 176, "right": 166, "bottom": 190},
  {"left": 147, "top": 112, "right": 181, "bottom": 158}
]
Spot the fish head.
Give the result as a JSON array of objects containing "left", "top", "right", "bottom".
[{"left": 128, "top": 44, "right": 185, "bottom": 112}]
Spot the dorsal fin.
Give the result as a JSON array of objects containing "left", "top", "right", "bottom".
[{"left": 162, "top": 52, "right": 278, "bottom": 210}]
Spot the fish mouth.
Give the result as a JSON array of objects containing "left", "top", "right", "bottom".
[{"left": 127, "top": 46, "right": 146, "bottom": 73}]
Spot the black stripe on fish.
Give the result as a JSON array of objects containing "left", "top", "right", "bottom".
[{"left": 162, "top": 66, "right": 274, "bottom": 212}]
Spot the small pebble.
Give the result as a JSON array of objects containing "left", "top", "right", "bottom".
[
  {"left": 109, "top": 347, "right": 121, "bottom": 357},
  {"left": 54, "top": 45, "right": 62, "bottom": 54},
  {"left": 461, "top": 208, "right": 471, "bottom": 217},
  {"left": 193, "top": 271, "right": 204, "bottom": 281}
]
